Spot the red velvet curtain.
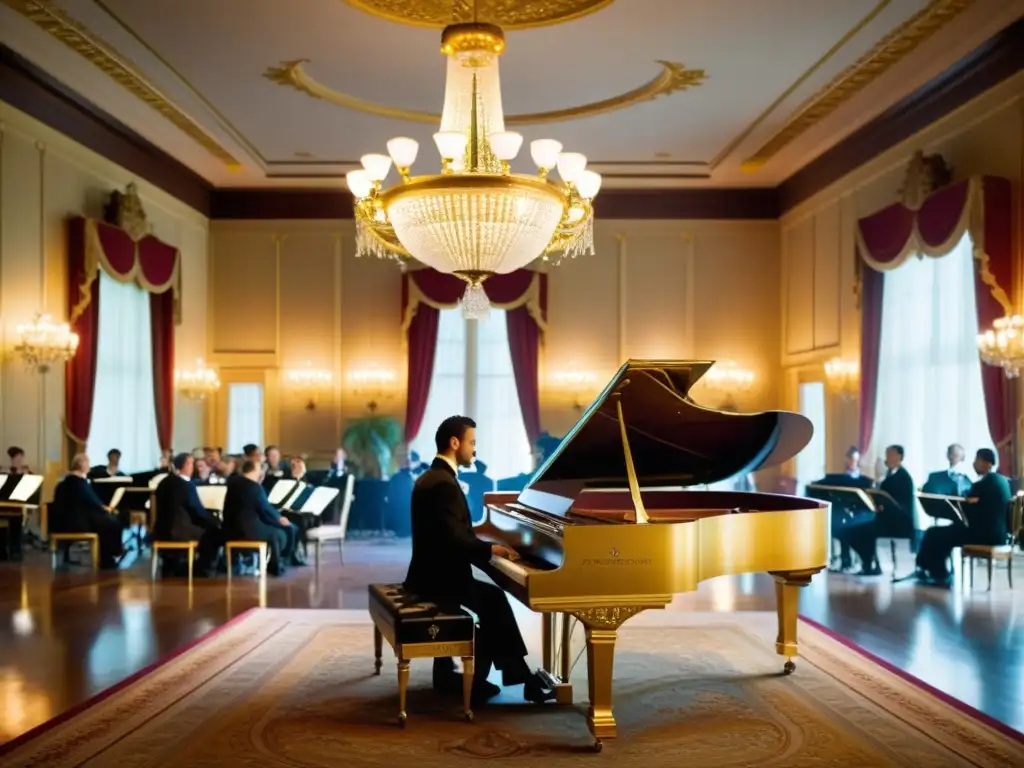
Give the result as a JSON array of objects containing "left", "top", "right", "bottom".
[
  {"left": 66, "top": 217, "right": 181, "bottom": 451},
  {"left": 400, "top": 269, "right": 546, "bottom": 445},
  {"left": 855, "top": 177, "right": 1015, "bottom": 469}
]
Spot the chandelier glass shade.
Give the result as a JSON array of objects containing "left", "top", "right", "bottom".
[
  {"left": 824, "top": 357, "right": 859, "bottom": 399},
  {"left": 347, "top": 22, "right": 601, "bottom": 318},
  {"left": 174, "top": 359, "right": 221, "bottom": 401},
  {"left": 14, "top": 314, "right": 79, "bottom": 374},
  {"left": 977, "top": 315, "right": 1024, "bottom": 377}
]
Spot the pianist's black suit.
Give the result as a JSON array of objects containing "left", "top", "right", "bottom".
[
  {"left": 404, "top": 457, "right": 532, "bottom": 692},
  {"left": 221, "top": 475, "right": 298, "bottom": 576},
  {"left": 51, "top": 475, "right": 123, "bottom": 568},
  {"left": 153, "top": 473, "right": 224, "bottom": 574}
]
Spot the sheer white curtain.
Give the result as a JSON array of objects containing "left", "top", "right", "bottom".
[
  {"left": 410, "top": 308, "right": 532, "bottom": 480},
  {"left": 411, "top": 309, "right": 466, "bottom": 462},
  {"left": 87, "top": 270, "right": 160, "bottom": 473},
  {"left": 870, "top": 232, "right": 992, "bottom": 524},
  {"left": 475, "top": 311, "right": 532, "bottom": 480}
]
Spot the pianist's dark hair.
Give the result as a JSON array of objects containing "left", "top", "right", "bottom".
[
  {"left": 435, "top": 415, "right": 477, "bottom": 453},
  {"left": 886, "top": 444, "right": 905, "bottom": 458},
  {"left": 7, "top": 446, "right": 24, "bottom": 459},
  {"left": 172, "top": 452, "right": 192, "bottom": 471},
  {"left": 243, "top": 444, "right": 259, "bottom": 456}
]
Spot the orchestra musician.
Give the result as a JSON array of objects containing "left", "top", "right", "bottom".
[
  {"left": 922, "top": 443, "right": 973, "bottom": 497},
  {"left": 403, "top": 415, "right": 555, "bottom": 706},
  {"left": 815, "top": 446, "right": 873, "bottom": 572},
  {"left": 915, "top": 447, "right": 1011, "bottom": 587},
  {"left": 52, "top": 454, "right": 123, "bottom": 569},
  {"left": 153, "top": 453, "right": 224, "bottom": 577},
  {"left": 844, "top": 445, "right": 916, "bottom": 575}
]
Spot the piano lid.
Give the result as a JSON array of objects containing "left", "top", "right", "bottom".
[{"left": 519, "top": 360, "right": 812, "bottom": 514}]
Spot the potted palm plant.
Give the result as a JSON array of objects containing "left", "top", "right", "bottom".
[{"left": 341, "top": 414, "right": 403, "bottom": 479}]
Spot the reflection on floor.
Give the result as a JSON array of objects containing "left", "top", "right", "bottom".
[{"left": 0, "top": 539, "right": 1020, "bottom": 745}]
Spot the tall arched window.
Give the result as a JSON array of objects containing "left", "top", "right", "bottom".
[
  {"left": 410, "top": 310, "right": 532, "bottom": 481},
  {"left": 86, "top": 271, "right": 160, "bottom": 472},
  {"left": 870, "top": 232, "right": 993, "bottom": 520}
]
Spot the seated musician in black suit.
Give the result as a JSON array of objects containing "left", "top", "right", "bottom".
[
  {"left": 6, "top": 446, "right": 31, "bottom": 474},
  {"left": 915, "top": 447, "right": 1011, "bottom": 587},
  {"left": 404, "top": 415, "right": 554, "bottom": 706},
  {"left": 816, "top": 446, "right": 874, "bottom": 572},
  {"left": 154, "top": 453, "right": 224, "bottom": 576},
  {"left": 845, "top": 444, "right": 916, "bottom": 575},
  {"left": 88, "top": 448, "right": 127, "bottom": 479},
  {"left": 263, "top": 445, "right": 289, "bottom": 480},
  {"left": 2, "top": 446, "right": 33, "bottom": 560},
  {"left": 193, "top": 457, "right": 214, "bottom": 485},
  {"left": 52, "top": 453, "right": 124, "bottom": 569},
  {"left": 324, "top": 448, "right": 351, "bottom": 488},
  {"left": 922, "top": 443, "right": 973, "bottom": 497},
  {"left": 221, "top": 459, "right": 300, "bottom": 576}
]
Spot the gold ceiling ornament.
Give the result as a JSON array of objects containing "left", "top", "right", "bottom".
[
  {"left": 2, "top": 0, "right": 241, "bottom": 168},
  {"left": 343, "top": 0, "right": 615, "bottom": 30},
  {"left": 741, "top": 0, "right": 977, "bottom": 171},
  {"left": 345, "top": 22, "right": 603, "bottom": 319},
  {"left": 264, "top": 59, "right": 705, "bottom": 126}
]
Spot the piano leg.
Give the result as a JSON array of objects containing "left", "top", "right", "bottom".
[
  {"left": 770, "top": 568, "right": 821, "bottom": 675},
  {"left": 575, "top": 606, "right": 645, "bottom": 750}
]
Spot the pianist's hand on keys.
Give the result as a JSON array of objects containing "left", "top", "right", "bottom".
[{"left": 491, "top": 544, "right": 519, "bottom": 561}]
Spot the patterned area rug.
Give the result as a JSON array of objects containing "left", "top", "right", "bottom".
[{"left": 3, "top": 609, "right": 1021, "bottom": 767}]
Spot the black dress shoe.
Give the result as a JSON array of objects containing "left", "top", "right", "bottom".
[
  {"left": 523, "top": 674, "right": 556, "bottom": 704},
  {"left": 856, "top": 566, "right": 883, "bottom": 576},
  {"left": 470, "top": 680, "right": 501, "bottom": 707}
]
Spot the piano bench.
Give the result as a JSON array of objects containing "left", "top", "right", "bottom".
[
  {"left": 368, "top": 583, "right": 475, "bottom": 727},
  {"left": 49, "top": 533, "right": 99, "bottom": 570}
]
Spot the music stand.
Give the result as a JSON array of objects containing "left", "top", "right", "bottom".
[
  {"left": 917, "top": 492, "right": 966, "bottom": 527},
  {"left": 807, "top": 484, "right": 877, "bottom": 569}
]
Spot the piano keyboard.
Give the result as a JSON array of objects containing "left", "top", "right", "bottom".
[{"left": 489, "top": 556, "right": 533, "bottom": 587}]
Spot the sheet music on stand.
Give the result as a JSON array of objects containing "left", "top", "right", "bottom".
[
  {"left": 92, "top": 476, "right": 133, "bottom": 484},
  {"left": 864, "top": 488, "right": 902, "bottom": 513},
  {"left": 917, "top": 492, "right": 966, "bottom": 526},
  {"left": 281, "top": 481, "right": 309, "bottom": 511},
  {"left": 196, "top": 485, "right": 228, "bottom": 513},
  {"left": 298, "top": 487, "right": 339, "bottom": 516},
  {"left": 107, "top": 486, "right": 127, "bottom": 510},
  {"left": 8, "top": 474, "right": 44, "bottom": 503},
  {"left": 268, "top": 479, "right": 298, "bottom": 506},
  {"left": 148, "top": 473, "right": 169, "bottom": 490}
]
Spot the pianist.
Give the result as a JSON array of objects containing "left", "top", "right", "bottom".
[
  {"left": 404, "top": 415, "right": 555, "bottom": 706},
  {"left": 914, "top": 447, "right": 1011, "bottom": 587}
]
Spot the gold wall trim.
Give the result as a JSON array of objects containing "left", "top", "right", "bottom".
[
  {"left": 264, "top": 59, "right": 705, "bottom": 126},
  {"left": 741, "top": 0, "right": 977, "bottom": 171},
  {"left": 344, "top": 0, "right": 615, "bottom": 30},
  {"left": 4, "top": 0, "right": 241, "bottom": 168},
  {"left": 711, "top": 0, "right": 891, "bottom": 170}
]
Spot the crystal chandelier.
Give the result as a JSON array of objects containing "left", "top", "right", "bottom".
[
  {"left": 824, "top": 357, "right": 859, "bottom": 400},
  {"left": 286, "top": 364, "right": 333, "bottom": 410},
  {"left": 14, "top": 314, "right": 79, "bottom": 374},
  {"left": 174, "top": 359, "right": 221, "bottom": 401},
  {"left": 346, "top": 22, "right": 602, "bottom": 319},
  {"left": 978, "top": 315, "right": 1024, "bottom": 377}
]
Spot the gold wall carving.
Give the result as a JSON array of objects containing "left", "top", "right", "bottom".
[
  {"left": 3, "top": 0, "right": 241, "bottom": 168},
  {"left": 344, "top": 0, "right": 615, "bottom": 30},
  {"left": 264, "top": 59, "right": 705, "bottom": 126},
  {"left": 741, "top": 0, "right": 977, "bottom": 170}
]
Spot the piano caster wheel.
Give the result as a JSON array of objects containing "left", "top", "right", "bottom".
[
  {"left": 465, "top": 711, "right": 474, "bottom": 723},
  {"left": 592, "top": 739, "right": 603, "bottom": 753},
  {"left": 783, "top": 660, "right": 796, "bottom": 675},
  {"left": 398, "top": 714, "right": 407, "bottom": 729}
]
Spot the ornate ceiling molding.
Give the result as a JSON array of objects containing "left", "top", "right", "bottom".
[
  {"left": 741, "top": 0, "right": 978, "bottom": 171},
  {"left": 343, "top": 0, "right": 615, "bottom": 30},
  {"left": 264, "top": 58, "right": 706, "bottom": 126},
  {"left": 2, "top": 0, "right": 241, "bottom": 168}
]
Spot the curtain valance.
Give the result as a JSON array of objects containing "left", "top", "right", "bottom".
[
  {"left": 400, "top": 269, "right": 547, "bottom": 337},
  {"left": 69, "top": 217, "right": 181, "bottom": 323}
]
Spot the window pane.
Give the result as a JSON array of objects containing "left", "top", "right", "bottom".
[
  {"left": 871, "top": 233, "right": 993, "bottom": 527},
  {"left": 86, "top": 271, "right": 160, "bottom": 473},
  {"left": 474, "top": 310, "right": 532, "bottom": 481},
  {"left": 795, "top": 381, "right": 827, "bottom": 494},
  {"left": 228, "top": 383, "right": 264, "bottom": 454},
  {"left": 410, "top": 309, "right": 466, "bottom": 459}
]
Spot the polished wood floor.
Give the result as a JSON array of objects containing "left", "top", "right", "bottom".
[{"left": 0, "top": 539, "right": 1021, "bottom": 745}]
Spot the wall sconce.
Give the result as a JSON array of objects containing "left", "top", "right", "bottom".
[
  {"left": 348, "top": 366, "right": 397, "bottom": 413},
  {"left": 286, "top": 363, "right": 333, "bottom": 410},
  {"left": 550, "top": 368, "right": 598, "bottom": 412},
  {"left": 695, "top": 359, "right": 755, "bottom": 409},
  {"left": 824, "top": 357, "right": 859, "bottom": 400},
  {"left": 13, "top": 313, "right": 79, "bottom": 374},
  {"left": 174, "top": 358, "right": 221, "bottom": 401}
]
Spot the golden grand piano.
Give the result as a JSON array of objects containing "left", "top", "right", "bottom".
[{"left": 476, "top": 360, "right": 829, "bottom": 750}]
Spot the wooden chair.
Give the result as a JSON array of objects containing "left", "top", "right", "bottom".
[
  {"left": 961, "top": 495, "right": 1023, "bottom": 591},
  {"left": 369, "top": 583, "right": 475, "bottom": 727},
  {"left": 225, "top": 541, "right": 269, "bottom": 588},
  {"left": 49, "top": 532, "right": 99, "bottom": 570},
  {"left": 306, "top": 475, "right": 355, "bottom": 571},
  {"left": 151, "top": 540, "right": 199, "bottom": 586}
]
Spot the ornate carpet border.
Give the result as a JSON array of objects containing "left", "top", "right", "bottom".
[
  {"left": 799, "top": 614, "right": 1024, "bottom": 744},
  {"left": 0, "top": 607, "right": 259, "bottom": 757}
]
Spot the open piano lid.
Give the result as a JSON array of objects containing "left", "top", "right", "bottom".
[{"left": 518, "top": 360, "right": 812, "bottom": 516}]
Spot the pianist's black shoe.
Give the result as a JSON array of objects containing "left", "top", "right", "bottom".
[{"left": 523, "top": 673, "right": 556, "bottom": 704}]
